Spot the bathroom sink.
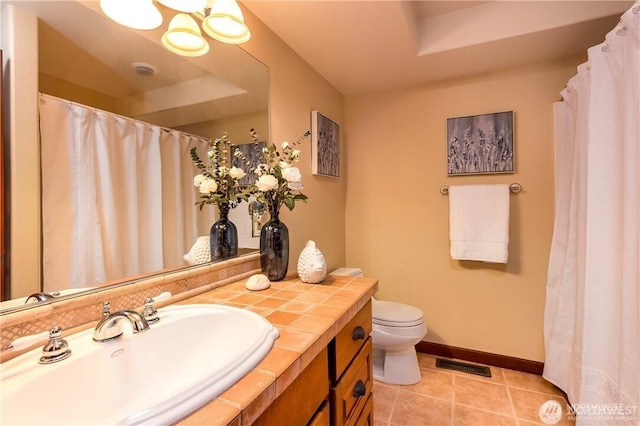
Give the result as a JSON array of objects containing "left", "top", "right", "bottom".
[{"left": 0, "top": 304, "right": 279, "bottom": 425}]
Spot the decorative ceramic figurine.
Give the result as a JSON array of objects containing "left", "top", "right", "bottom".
[
  {"left": 183, "top": 236, "right": 211, "bottom": 265},
  {"left": 297, "top": 240, "right": 327, "bottom": 284},
  {"left": 246, "top": 274, "right": 271, "bottom": 291}
]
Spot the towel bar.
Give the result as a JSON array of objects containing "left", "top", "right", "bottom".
[{"left": 440, "top": 183, "right": 522, "bottom": 195}]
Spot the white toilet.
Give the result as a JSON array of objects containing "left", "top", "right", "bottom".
[{"left": 331, "top": 268, "right": 427, "bottom": 385}]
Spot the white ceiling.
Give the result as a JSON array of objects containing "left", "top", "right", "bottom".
[{"left": 243, "top": 0, "right": 633, "bottom": 95}]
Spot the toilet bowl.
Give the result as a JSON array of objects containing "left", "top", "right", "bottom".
[{"left": 331, "top": 268, "right": 427, "bottom": 385}]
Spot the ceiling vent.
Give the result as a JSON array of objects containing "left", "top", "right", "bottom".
[{"left": 131, "top": 62, "right": 157, "bottom": 76}]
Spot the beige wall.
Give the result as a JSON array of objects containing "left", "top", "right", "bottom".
[
  {"left": 177, "top": 111, "right": 269, "bottom": 146},
  {"left": 40, "top": 73, "right": 124, "bottom": 115},
  {"left": 240, "top": 8, "right": 347, "bottom": 272},
  {"left": 1, "top": 4, "right": 41, "bottom": 298},
  {"left": 343, "top": 58, "right": 583, "bottom": 362}
]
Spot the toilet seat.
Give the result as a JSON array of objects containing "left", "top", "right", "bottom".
[{"left": 373, "top": 300, "right": 424, "bottom": 327}]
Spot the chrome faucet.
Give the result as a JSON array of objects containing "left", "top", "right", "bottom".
[
  {"left": 93, "top": 303, "right": 150, "bottom": 342},
  {"left": 24, "top": 292, "right": 60, "bottom": 304}
]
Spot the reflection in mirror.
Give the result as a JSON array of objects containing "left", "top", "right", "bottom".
[{"left": 1, "top": 1, "right": 268, "bottom": 312}]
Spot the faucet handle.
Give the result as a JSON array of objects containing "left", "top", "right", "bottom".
[
  {"left": 102, "top": 301, "right": 112, "bottom": 318},
  {"left": 142, "top": 292, "right": 171, "bottom": 324},
  {"left": 39, "top": 326, "right": 72, "bottom": 364},
  {"left": 142, "top": 298, "right": 159, "bottom": 324}
]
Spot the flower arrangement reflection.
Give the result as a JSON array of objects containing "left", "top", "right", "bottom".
[
  {"left": 190, "top": 132, "right": 249, "bottom": 210},
  {"left": 190, "top": 132, "right": 250, "bottom": 261}
]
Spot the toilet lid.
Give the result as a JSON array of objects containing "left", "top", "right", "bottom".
[{"left": 373, "top": 300, "right": 424, "bottom": 327}]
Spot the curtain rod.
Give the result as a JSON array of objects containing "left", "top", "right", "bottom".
[{"left": 40, "top": 93, "right": 211, "bottom": 143}]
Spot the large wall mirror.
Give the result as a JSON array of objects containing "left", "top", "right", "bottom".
[{"left": 1, "top": 1, "right": 268, "bottom": 313}]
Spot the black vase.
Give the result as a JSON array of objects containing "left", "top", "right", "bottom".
[
  {"left": 260, "top": 201, "right": 289, "bottom": 281},
  {"left": 210, "top": 203, "right": 238, "bottom": 262}
]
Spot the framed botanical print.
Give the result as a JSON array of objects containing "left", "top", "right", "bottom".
[{"left": 447, "top": 111, "right": 514, "bottom": 175}]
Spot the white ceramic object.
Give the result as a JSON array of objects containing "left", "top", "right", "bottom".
[
  {"left": 370, "top": 299, "right": 427, "bottom": 385},
  {"left": 183, "top": 236, "right": 210, "bottom": 265},
  {"left": 0, "top": 304, "right": 279, "bottom": 425},
  {"left": 245, "top": 274, "right": 271, "bottom": 291},
  {"left": 297, "top": 240, "right": 327, "bottom": 284}
]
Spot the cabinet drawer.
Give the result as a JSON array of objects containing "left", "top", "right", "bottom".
[
  {"left": 354, "top": 393, "right": 373, "bottom": 426},
  {"left": 330, "top": 338, "right": 373, "bottom": 426},
  {"left": 331, "top": 300, "right": 372, "bottom": 381},
  {"left": 308, "top": 400, "right": 330, "bottom": 426}
]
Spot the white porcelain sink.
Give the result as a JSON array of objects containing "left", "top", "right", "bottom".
[{"left": 0, "top": 304, "right": 279, "bottom": 425}]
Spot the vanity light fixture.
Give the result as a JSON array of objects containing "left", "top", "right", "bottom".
[
  {"left": 156, "top": 0, "right": 208, "bottom": 13},
  {"left": 200, "top": 0, "right": 251, "bottom": 44},
  {"left": 100, "top": 0, "right": 250, "bottom": 58},
  {"left": 161, "top": 13, "right": 210, "bottom": 57},
  {"left": 100, "top": 0, "right": 163, "bottom": 30}
]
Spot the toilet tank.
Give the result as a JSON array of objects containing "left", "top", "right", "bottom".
[{"left": 330, "top": 267, "right": 363, "bottom": 277}]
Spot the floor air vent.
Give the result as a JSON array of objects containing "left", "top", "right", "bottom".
[{"left": 435, "top": 358, "right": 492, "bottom": 377}]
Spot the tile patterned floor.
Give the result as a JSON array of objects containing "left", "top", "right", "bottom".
[{"left": 373, "top": 353, "right": 575, "bottom": 426}]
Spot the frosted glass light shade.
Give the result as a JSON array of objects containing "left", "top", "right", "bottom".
[
  {"left": 100, "top": 0, "right": 162, "bottom": 30},
  {"left": 161, "top": 13, "right": 210, "bottom": 57},
  {"left": 156, "top": 0, "right": 207, "bottom": 13},
  {"left": 202, "top": 0, "right": 251, "bottom": 44}
]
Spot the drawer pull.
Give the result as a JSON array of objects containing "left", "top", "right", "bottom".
[
  {"left": 352, "top": 326, "right": 366, "bottom": 341},
  {"left": 353, "top": 380, "right": 366, "bottom": 398}
]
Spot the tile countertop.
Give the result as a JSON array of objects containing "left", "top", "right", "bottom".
[{"left": 175, "top": 272, "right": 378, "bottom": 426}]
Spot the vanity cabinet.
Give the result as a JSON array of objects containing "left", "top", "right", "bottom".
[
  {"left": 253, "top": 347, "right": 329, "bottom": 426},
  {"left": 329, "top": 300, "right": 373, "bottom": 426},
  {"left": 256, "top": 299, "right": 374, "bottom": 426}
]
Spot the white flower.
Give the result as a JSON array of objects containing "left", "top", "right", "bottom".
[
  {"left": 254, "top": 164, "right": 269, "bottom": 176},
  {"left": 279, "top": 160, "right": 290, "bottom": 170},
  {"left": 291, "top": 149, "right": 301, "bottom": 161},
  {"left": 229, "top": 166, "right": 246, "bottom": 180},
  {"left": 218, "top": 166, "right": 229, "bottom": 175},
  {"left": 207, "top": 150, "right": 215, "bottom": 159},
  {"left": 199, "top": 178, "right": 218, "bottom": 194},
  {"left": 282, "top": 166, "right": 302, "bottom": 183},
  {"left": 193, "top": 174, "right": 206, "bottom": 187},
  {"left": 281, "top": 141, "right": 289, "bottom": 150},
  {"left": 287, "top": 180, "right": 303, "bottom": 191},
  {"left": 256, "top": 174, "right": 279, "bottom": 192}
]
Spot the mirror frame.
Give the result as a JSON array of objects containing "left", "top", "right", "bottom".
[{"left": 0, "top": 253, "right": 261, "bottom": 316}]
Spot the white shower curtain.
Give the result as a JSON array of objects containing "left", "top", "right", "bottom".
[
  {"left": 39, "top": 94, "right": 214, "bottom": 292},
  {"left": 544, "top": 3, "right": 639, "bottom": 425}
]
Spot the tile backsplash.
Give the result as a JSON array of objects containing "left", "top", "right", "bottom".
[{"left": 0, "top": 254, "right": 261, "bottom": 360}]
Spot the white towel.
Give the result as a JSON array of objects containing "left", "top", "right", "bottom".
[{"left": 448, "top": 184, "right": 510, "bottom": 263}]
